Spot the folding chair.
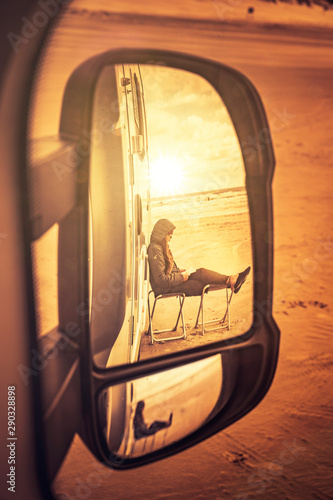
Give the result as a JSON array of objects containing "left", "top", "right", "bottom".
[
  {"left": 148, "top": 290, "right": 186, "bottom": 344},
  {"left": 194, "top": 284, "right": 233, "bottom": 335}
]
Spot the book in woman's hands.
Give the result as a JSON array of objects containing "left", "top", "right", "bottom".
[{"left": 185, "top": 268, "right": 196, "bottom": 275}]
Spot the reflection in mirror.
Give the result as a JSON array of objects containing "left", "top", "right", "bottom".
[
  {"left": 99, "top": 355, "right": 222, "bottom": 458},
  {"left": 89, "top": 64, "right": 253, "bottom": 368}
]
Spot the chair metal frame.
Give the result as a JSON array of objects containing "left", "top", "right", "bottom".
[
  {"left": 194, "top": 284, "right": 233, "bottom": 335},
  {"left": 148, "top": 290, "right": 186, "bottom": 344}
]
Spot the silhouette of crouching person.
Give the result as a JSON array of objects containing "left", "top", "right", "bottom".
[{"left": 133, "top": 400, "right": 173, "bottom": 440}]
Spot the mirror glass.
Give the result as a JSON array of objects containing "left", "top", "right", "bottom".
[
  {"left": 89, "top": 64, "right": 253, "bottom": 368},
  {"left": 98, "top": 354, "right": 223, "bottom": 458}
]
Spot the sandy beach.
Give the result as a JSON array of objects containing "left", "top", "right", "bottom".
[
  {"left": 23, "top": 3, "right": 333, "bottom": 498},
  {"left": 140, "top": 190, "right": 253, "bottom": 358}
]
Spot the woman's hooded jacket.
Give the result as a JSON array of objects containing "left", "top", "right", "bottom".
[{"left": 148, "top": 219, "right": 184, "bottom": 295}]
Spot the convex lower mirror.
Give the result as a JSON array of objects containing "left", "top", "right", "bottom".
[
  {"left": 88, "top": 64, "right": 253, "bottom": 367},
  {"left": 99, "top": 355, "right": 223, "bottom": 459}
]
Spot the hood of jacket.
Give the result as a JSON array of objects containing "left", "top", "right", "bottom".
[{"left": 150, "top": 219, "right": 176, "bottom": 245}]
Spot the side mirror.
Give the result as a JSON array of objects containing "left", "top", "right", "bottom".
[{"left": 28, "top": 50, "right": 279, "bottom": 471}]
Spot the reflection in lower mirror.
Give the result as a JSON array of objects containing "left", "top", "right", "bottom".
[
  {"left": 89, "top": 63, "right": 253, "bottom": 368},
  {"left": 99, "top": 355, "right": 222, "bottom": 458}
]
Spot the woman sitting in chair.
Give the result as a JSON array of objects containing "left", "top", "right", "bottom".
[{"left": 148, "top": 218, "right": 250, "bottom": 297}]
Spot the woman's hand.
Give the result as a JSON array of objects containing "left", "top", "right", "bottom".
[{"left": 181, "top": 271, "right": 189, "bottom": 281}]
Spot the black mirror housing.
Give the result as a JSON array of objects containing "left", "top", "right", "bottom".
[{"left": 54, "top": 49, "right": 279, "bottom": 468}]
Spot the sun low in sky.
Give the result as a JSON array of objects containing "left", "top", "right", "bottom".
[
  {"left": 141, "top": 65, "right": 245, "bottom": 199},
  {"left": 149, "top": 154, "right": 186, "bottom": 196}
]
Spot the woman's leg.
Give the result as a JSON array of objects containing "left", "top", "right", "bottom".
[
  {"left": 169, "top": 268, "right": 230, "bottom": 296},
  {"left": 189, "top": 268, "right": 229, "bottom": 286},
  {"left": 191, "top": 267, "right": 251, "bottom": 293},
  {"left": 169, "top": 267, "right": 250, "bottom": 296},
  {"left": 169, "top": 279, "right": 205, "bottom": 296},
  {"left": 147, "top": 419, "right": 171, "bottom": 434}
]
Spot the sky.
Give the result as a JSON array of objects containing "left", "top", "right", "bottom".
[{"left": 140, "top": 65, "right": 245, "bottom": 198}]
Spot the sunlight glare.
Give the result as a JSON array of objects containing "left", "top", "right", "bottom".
[{"left": 149, "top": 155, "right": 185, "bottom": 196}]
